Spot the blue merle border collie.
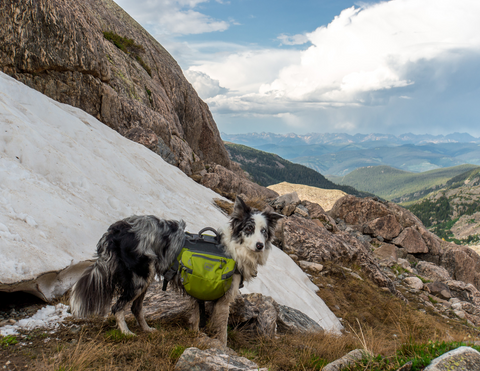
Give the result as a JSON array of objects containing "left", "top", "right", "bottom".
[{"left": 70, "top": 197, "right": 282, "bottom": 345}]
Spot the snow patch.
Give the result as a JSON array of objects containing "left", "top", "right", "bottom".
[{"left": 0, "top": 304, "right": 70, "bottom": 336}]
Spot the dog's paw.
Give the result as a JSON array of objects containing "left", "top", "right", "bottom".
[{"left": 144, "top": 326, "right": 157, "bottom": 333}]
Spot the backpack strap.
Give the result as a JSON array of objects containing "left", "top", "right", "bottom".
[{"left": 235, "top": 266, "right": 245, "bottom": 289}]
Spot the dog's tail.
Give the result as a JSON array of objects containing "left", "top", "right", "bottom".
[{"left": 70, "top": 234, "right": 114, "bottom": 318}]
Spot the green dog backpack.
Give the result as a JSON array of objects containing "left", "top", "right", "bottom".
[{"left": 163, "top": 227, "right": 237, "bottom": 301}]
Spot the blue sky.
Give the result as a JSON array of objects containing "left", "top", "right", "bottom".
[{"left": 114, "top": 0, "right": 480, "bottom": 136}]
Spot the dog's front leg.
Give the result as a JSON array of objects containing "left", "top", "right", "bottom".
[
  {"left": 208, "top": 274, "right": 241, "bottom": 346},
  {"left": 187, "top": 296, "right": 200, "bottom": 332}
]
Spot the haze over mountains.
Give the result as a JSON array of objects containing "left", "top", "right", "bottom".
[{"left": 222, "top": 132, "right": 480, "bottom": 176}]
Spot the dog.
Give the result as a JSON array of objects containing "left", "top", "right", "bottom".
[{"left": 70, "top": 196, "right": 282, "bottom": 344}]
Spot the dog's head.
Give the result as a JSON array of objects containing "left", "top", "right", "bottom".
[{"left": 229, "top": 196, "right": 283, "bottom": 253}]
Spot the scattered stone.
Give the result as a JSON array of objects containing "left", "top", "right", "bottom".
[
  {"left": 397, "top": 259, "right": 413, "bottom": 273},
  {"left": 416, "top": 262, "right": 452, "bottom": 282},
  {"left": 454, "top": 310, "right": 466, "bottom": 319},
  {"left": 272, "top": 192, "right": 301, "bottom": 210},
  {"left": 275, "top": 304, "right": 323, "bottom": 334},
  {"left": 425, "top": 282, "right": 452, "bottom": 300},
  {"left": 404, "top": 277, "right": 424, "bottom": 290},
  {"left": 174, "top": 347, "right": 267, "bottom": 371},
  {"left": 299, "top": 261, "right": 324, "bottom": 272},
  {"left": 423, "top": 346, "right": 480, "bottom": 370},
  {"left": 322, "top": 349, "right": 370, "bottom": 371},
  {"left": 349, "top": 272, "right": 364, "bottom": 281},
  {"left": 282, "top": 204, "right": 296, "bottom": 216},
  {"left": 294, "top": 204, "right": 309, "bottom": 217},
  {"left": 396, "top": 361, "right": 413, "bottom": 371}
]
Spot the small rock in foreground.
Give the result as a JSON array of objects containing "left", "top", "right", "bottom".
[{"left": 174, "top": 347, "right": 268, "bottom": 371}]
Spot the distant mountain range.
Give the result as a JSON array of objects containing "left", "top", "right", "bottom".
[
  {"left": 221, "top": 132, "right": 480, "bottom": 175},
  {"left": 222, "top": 132, "right": 480, "bottom": 146}
]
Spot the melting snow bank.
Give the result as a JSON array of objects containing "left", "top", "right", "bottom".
[{"left": 0, "top": 304, "right": 70, "bottom": 336}]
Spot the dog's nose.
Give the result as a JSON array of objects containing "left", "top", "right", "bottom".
[{"left": 256, "top": 242, "right": 264, "bottom": 251}]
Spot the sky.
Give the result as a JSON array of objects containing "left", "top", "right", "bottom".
[{"left": 113, "top": 0, "right": 480, "bottom": 136}]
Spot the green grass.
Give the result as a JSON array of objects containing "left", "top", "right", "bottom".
[
  {"left": 328, "top": 164, "right": 479, "bottom": 201},
  {"left": 104, "top": 329, "right": 135, "bottom": 342},
  {"left": 0, "top": 335, "right": 18, "bottom": 347},
  {"left": 103, "top": 31, "right": 152, "bottom": 76},
  {"left": 347, "top": 341, "right": 480, "bottom": 371},
  {"left": 169, "top": 345, "right": 186, "bottom": 361}
]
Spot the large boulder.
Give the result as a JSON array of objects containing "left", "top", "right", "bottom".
[
  {"left": 392, "top": 227, "right": 428, "bottom": 254},
  {"left": 0, "top": 0, "right": 231, "bottom": 176},
  {"left": 440, "top": 245, "right": 480, "bottom": 290}
]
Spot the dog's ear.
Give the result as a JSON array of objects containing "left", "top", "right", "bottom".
[
  {"left": 262, "top": 206, "right": 284, "bottom": 227},
  {"left": 231, "top": 196, "right": 250, "bottom": 220}
]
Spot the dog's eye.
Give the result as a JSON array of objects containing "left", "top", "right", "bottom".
[{"left": 261, "top": 228, "right": 267, "bottom": 236}]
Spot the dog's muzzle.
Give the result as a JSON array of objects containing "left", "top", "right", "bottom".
[{"left": 255, "top": 242, "right": 264, "bottom": 251}]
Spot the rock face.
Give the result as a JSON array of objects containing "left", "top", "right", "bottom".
[
  {"left": 0, "top": 0, "right": 230, "bottom": 176},
  {"left": 200, "top": 165, "right": 278, "bottom": 200}
]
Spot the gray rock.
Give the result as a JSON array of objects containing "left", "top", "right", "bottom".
[
  {"left": 174, "top": 347, "right": 267, "bottom": 371},
  {"left": 404, "top": 277, "right": 423, "bottom": 290},
  {"left": 275, "top": 303, "right": 323, "bottom": 334},
  {"left": 322, "top": 349, "right": 369, "bottom": 371},
  {"left": 374, "top": 244, "right": 398, "bottom": 261},
  {"left": 416, "top": 261, "right": 452, "bottom": 282},
  {"left": 425, "top": 282, "right": 452, "bottom": 300},
  {"left": 393, "top": 227, "right": 428, "bottom": 254},
  {"left": 295, "top": 204, "right": 310, "bottom": 217},
  {"left": 299, "top": 260, "right": 324, "bottom": 272},
  {"left": 272, "top": 192, "right": 301, "bottom": 210},
  {"left": 396, "top": 361, "right": 413, "bottom": 371},
  {"left": 424, "top": 346, "right": 480, "bottom": 370},
  {"left": 229, "top": 293, "right": 277, "bottom": 337},
  {"left": 364, "top": 214, "right": 402, "bottom": 240}
]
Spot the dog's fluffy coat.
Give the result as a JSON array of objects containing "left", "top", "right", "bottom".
[{"left": 70, "top": 197, "right": 281, "bottom": 344}]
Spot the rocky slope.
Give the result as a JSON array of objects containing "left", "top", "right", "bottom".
[
  {"left": 266, "top": 191, "right": 480, "bottom": 327},
  {"left": 0, "top": 0, "right": 230, "bottom": 177},
  {"left": 408, "top": 168, "right": 480, "bottom": 244}
]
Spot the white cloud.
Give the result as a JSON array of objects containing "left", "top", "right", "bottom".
[
  {"left": 183, "top": 70, "right": 228, "bottom": 98},
  {"left": 114, "top": 0, "right": 230, "bottom": 35},
  {"left": 278, "top": 34, "right": 309, "bottom": 46},
  {"left": 189, "top": 0, "right": 480, "bottom": 118}
]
